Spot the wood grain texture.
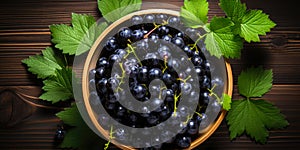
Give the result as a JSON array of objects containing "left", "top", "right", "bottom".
[{"left": 0, "top": 0, "right": 299, "bottom": 149}]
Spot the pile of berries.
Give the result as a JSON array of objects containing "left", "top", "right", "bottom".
[{"left": 89, "top": 13, "right": 212, "bottom": 149}]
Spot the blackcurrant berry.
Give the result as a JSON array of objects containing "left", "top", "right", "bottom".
[
  {"left": 172, "top": 37, "right": 185, "bottom": 48},
  {"left": 149, "top": 68, "right": 163, "bottom": 80},
  {"left": 132, "top": 84, "right": 147, "bottom": 99},
  {"left": 131, "top": 15, "right": 143, "bottom": 25},
  {"left": 104, "top": 37, "right": 118, "bottom": 52},
  {"left": 131, "top": 29, "right": 144, "bottom": 41},
  {"left": 175, "top": 136, "right": 191, "bottom": 148},
  {"left": 119, "top": 27, "right": 132, "bottom": 40},
  {"left": 168, "top": 16, "right": 180, "bottom": 26},
  {"left": 96, "top": 78, "right": 108, "bottom": 94},
  {"left": 157, "top": 26, "right": 170, "bottom": 36},
  {"left": 156, "top": 14, "right": 168, "bottom": 24},
  {"left": 138, "top": 66, "right": 148, "bottom": 82},
  {"left": 144, "top": 14, "right": 155, "bottom": 23},
  {"left": 54, "top": 125, "right": 66, "bottom": 142},
  {"left": 187, "top": 119, "right": 199, "bottom": 135}
]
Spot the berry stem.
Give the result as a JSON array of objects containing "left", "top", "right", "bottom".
[
  {"left": 190, "top": 33, "right": 207, "bottom": 53},
  {"left": 208, "top": 84, "right": 222, "bottom": 104},
  {"left": 173, "top": 92, "right": 182, "bottom": 116},
  {"left": 162, "top": 56, "right": 168, "bottom": 73},
  {"left": 184, "top": 114, "right": 193, "bottom": 125},
  {"left": 143, "top": 21, "right": 168, "bottom": 39},
  {"left": 159, "top": 86, "right": 167, "bottom": 99},
  {"left": 115, "top": 63, "right": 125, "bottom": 93},
  {"left": 104, "top": 126, "right": 115, "bottom": 150},
  {"left": 177, "top": 75, "right": 192, "bottom": 83},
  {"left": 194, "top": 111, "right": 203, "bottom": 118},
  {"left": 127, "top": 44, "right": 143, "bottom": 66}
]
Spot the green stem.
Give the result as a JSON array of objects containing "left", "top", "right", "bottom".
[
  {"left": 127, "top": 44, "right": 142, "bottom": 66},
  {"left": 208, "top": 84, "right": 222, "bottom": 103},
  {"left": 144, "top": 21, "right": 168, "bottom": 38},
  {"left": 190, "top": 33, "right": 207, "bottom": 53},
  {"left": 104, "top": 126, "right": 114, "bottom": 150}
]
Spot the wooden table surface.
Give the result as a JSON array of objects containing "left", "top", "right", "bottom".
[{"left": 0, "top": 0, "right": 299, "bottom": 149}]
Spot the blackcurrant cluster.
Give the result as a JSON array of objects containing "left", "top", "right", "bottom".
[{"left": 89, "top": 14, "right": 212, "bottom": 149}]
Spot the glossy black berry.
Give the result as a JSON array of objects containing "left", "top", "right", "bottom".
[
  {"left": 172, "top": 37, "right": 185, "bottom": 48},
  {"left": 168, "top": 16, "right": 180, "bottom": 26},
  {"left": 144, "top": 14, "right": 155, "bottom": 22},
  {"left": 149, "top": 68, "right": 162, "bottom": 80},
  {"left": 137, "top": 66, "right": 148, "bottom": 82},
  {"left": 160, "top": 105, "right": 171, "bottom": 120},
  {"left": 157, "top": 26, "right": 170, "bottom": 36},
  {"left": 108, "top": 54, "right": 121, "bottom": 66},
  {"left": 162, "top": 34, "right": 172, "bottom": 42},
  {"left": 156, "top": 14, "right": 168, "bottom": 24},
  {"left": 131, "top": 29, "right": 144, "bottom": 41},
  {"left": 96, "top": 78, "right": 108, "bottom": 94},
  {"left": 162, "top": 72, "right": 175, "bottom": 85},
  {"left": 104, "top": 37, "right": 118, "bottom": 51},
  {"left": 187, "top": 119, "right": 199, "bottom": 135},
  {"left": 119, "top": 27, "right": 132, "bottom": 40},
  {"left": 163, "top": 89, "right": 174, "bottom": 102},
  {"left": 192, "top": 55, "right": 203, "bottom": 66},
  {"left": 116, "top": 106, "right": 126, "bottom": 117},
  {"left": 131, "top": 15, "right": 143, "bottom": 25},
  {"left": 147, "top": 113, "right": 159, "bottom": 125},
  {"left": 54, "top": 125, "right": 66, "bottom": 142},
  {"left": 132, "top": 84, "right": 147, "bottom": 99},
  {"left": 176, "top": 136, "right": 191, "bottom": 148}
]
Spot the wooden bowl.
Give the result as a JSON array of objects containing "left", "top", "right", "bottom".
[{"left": 82, "top": 9, "right": 233, "bottom": 149}]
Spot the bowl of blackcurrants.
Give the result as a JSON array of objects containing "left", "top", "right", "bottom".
[{"left": 81, "top": 9, "right": 233, "bottom": 149}]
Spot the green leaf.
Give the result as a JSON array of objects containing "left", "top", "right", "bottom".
[
  {"left": 22, "top": 47, "right": 64, "bottom": 79},
  {"left": 180, "top": 8, "right": 204, "bottom": 28},
  {"left": 219, "top": 0, "right": 246, "bottom": 23},
  {"left": 56, "top": 104, "right": 83, "bottom": 126},
  {"left": 220, "top": 0, "right": 276, "bottom": 42},
  {"left": 77, "top": 22, "right": 108, "bottom": 55},
  {"left": 57, "top": 105, "right": 106, "bottom": 149},
  {"left": 98, "top": 0, "right": 142, "bottom": 22},
  {"left": 180, "top": 0, "right": 208, "bottom": 28},
  {"left": 39, "top": 68, "right": 73, "bottom": 103},
  {"left": 204, "top": 17, "right": 243, "bottom": 58},
  {"left": 50, "top": 13, "right": 106, "bottom": 55},
  {"left": 222, "top": 93, "right": 232, "bottom": 111},
  {"left": 236, "top": 10, "right": 276, "bottom": 42},
  {"left": 238, "top": 66, "right": 273, "bottom": 98},
  {"left": 226, "top": 99, "right": 289, "bottom": 144}
]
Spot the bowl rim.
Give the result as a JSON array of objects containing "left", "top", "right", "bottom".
[{"left": 82, "top": 9, "right": 233, "bottom": 150}]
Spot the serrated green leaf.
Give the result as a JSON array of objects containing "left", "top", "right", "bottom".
[
  {"left": 39, "top": 68, "right": 73, "bottom": 103},
  {"left": 222, "top": 93, "right": 232, "bottom": 111},
  {"left": 180, "top": 0, "right": 208, "bottom": 28},
  {"left": 219, "top": 0, "right": 275, "bottom": 42},
  {"left": 204, "top": 17, "right": 243, "bottom": 58},
  {"left": 180, "top": 8, "right": 204, "bottom": 28},
  {"left": 236, "top": 10, "right": 276, "bottom": 42},
  {"left": 50, "top": 13, "right": 106, "bottom": 55},
  {"left": 98, "top": 0, "right": 142, "bottom": 22},
  {"left": 56, "top": 104, "right": 83, "bottom": 126},
  {"left": 226, "top": 99, "right": 289, "bottom": 144},
  {"left": 77, "top": 22, "right": 108, "bottom": 55},
  {"left": 22, "top": 47, "right": 64, "bottom": 79},
  {"left": 238, "top": 66, "right": 273, "bottom": 98},
  {"left": 219, "top": 0, "right": 246, "bottom": 23},
  {"left": 57, "top": 105, "right": 106, "bottom": 149}
]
